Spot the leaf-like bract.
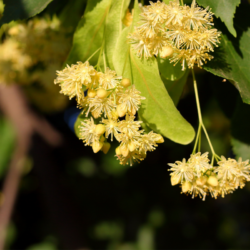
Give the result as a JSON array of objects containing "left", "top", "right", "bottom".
[
  {"left": 113, "top": 1, "right": 195, "bottom": 144},
  {"left": 161, "top": 70, "right": 189, "bottom": 106}
]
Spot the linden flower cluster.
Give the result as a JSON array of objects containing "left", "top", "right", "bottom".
[
  {"left": 129, "top": 0, "right": 221, "bottom": 70},
  {"left": 168, "top": 153, "right": 250, "bottom": 200},
  {"left": 54, "top": 61, "right": 164, "bottom": 166},
  {"left": 0, "top": 16, "right": 70, "bottom": 112}
]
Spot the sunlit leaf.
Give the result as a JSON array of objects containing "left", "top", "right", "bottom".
[
  {"left": 65, "top": 0, "right": 112, "bottom": 67},
  {"left": 0, "top": 0, "right": 53, "bottom": 26},
  {"left": 197, "top": 0, "right": 240, "bottom": 37},
  {"left": 162, "top": 0, "right": 172, "bottom": 4},
  {"left": 104, "top": 0, "right": 130, "bottom": 69},
  {"left": 161, "top": 69, "right": 189, "bottom": 106},
  {"left": 158, "top": 57, "right": 186, "bottom": 81}
]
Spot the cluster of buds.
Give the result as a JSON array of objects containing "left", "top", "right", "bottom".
[
  {"left": 129, "top": 0, "right": 221, "bottom": 70},
  {"left": 168, "top": 153, "right": 250, "bottom": 200},
  {"left": 54, "top": 61, "right": 164, "bottom": 166}
]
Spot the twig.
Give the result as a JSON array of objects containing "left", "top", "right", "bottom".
[{"left": 0, "top": 84, "right": 62, "bottom": 249}]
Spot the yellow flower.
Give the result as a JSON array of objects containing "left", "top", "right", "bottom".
[
  {"left": 54, "top": 61, "right": 95, "bottom": 102},
  {"left": 168, "top": 158, "right": 194, "bottom": 183},
  {"left": 117, "top": 85, "right": 145, "bottom": 116},
  {"left": 79, "top": 117, "right": 99, "bottom": 146}
]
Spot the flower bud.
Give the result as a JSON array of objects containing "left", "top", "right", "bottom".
[
  {"left": 95, "top": 124, "right": 106, "bottom": 135},
  {"left": 120, "top": 146, "right": 129, "bottom": 157},
  {"left": 196, "top": 176, "right": 207, "bottom": 186},
  {"left": 121, "top": 78, "right": 131, "bottom": 88},
  {"left": 155, "top": 135, "right": 164, "bottom": 143},
  {"left": 128, "top": 141, "right": 136, "bottom": 152},
  {"left": 92, "top": 141, "right": 104, "bottom": 153},
  {"left": 171, "top": 175, "right": 180, "bottom": 186},
  {"left": 115, "top": 146, "right": 121, "bottom": 155},
  {"left": 117, "top": 104, "right": 127, "bottom": 117},
  {"left": 88, "top": 89, "right": 97, "bottom": 98},
  {"left": 97, "top": 88, "right": 108, "bottom": 99},
  {"left": 207, "top": 176, "right": 218, "bottom": 187},
  {"left": 182, "top": 182, "right": 192, "bottom": 193},
  {"left": 111, "top": 110, "right": 119, "bottom": 120},
  {"left": 8, "top": 26, "right": 19, "bottom": 36},
  {"left": 102, "top": 142, "right": 111, "bottom": 154},
  {"left": 160, "top": 46, "right": 174, "bottom": 58}
]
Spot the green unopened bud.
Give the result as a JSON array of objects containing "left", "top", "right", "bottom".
[
  {"left": 121, "top": 78, "right": 131, "bottom": 88},
  {"left": 102, "top": 142, "right": 111, "bottom": 154},
  {"left": 97, "top": 88, "right": 108, "bottom": 99},
  {"left": 92, "top": 141, "right": 104, "bottom": 153},
  {"left": 88, "top": 89, "right": 97, "bottom": 98},
  {"left": 182, "top": 182, "right": 192, "bottom": 193},
  {"left": 95, "top": 124, "right": 106, "bottom": 135},
  {"left": 207, "top": 176, "right": 218, "bottom": 187},
  {"left": 171, "top": 175, "right": 180, "bottom": 186}
]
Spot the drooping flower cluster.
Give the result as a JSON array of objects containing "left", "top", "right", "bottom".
[
  {"left": 55, "top": 61, "right": 164, "bottom": 166},
  {"left": 129, "top": 0, "right": 221, "bottom": 70},
  {"left": 0, "top": 16, "right": 71, "bottom": 112},
  {"left": 168, "top": 152, "right": 250, "bottom": 200}
]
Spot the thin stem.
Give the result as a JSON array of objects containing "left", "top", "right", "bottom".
[
  {"left": 192, "top": 69, "right": 202, "bottom": 124},
  {"left": 192, "top": 123, "right": 201, "bottom": 154},
  {"left": 211, "top": 154, "right": 214, "bottom": 166},
  {"left": 180, "top": 0, "right": 184, "bottom": 5},
  {"left": 103, "top": 49, "right": 107, "bottom": 72},
  {"left": 86, "top": 47, "right": 101, "bottom": 62},
  {"left": 192, "top": 69, "right": 217, "bottom": 158},
  {"left": 198, "top": 128, "right": 201, "bottom": 152},
  {"left": 96, "top": 42, "right": 104, "bottom": 71},
  {"left": 201, "top": 123, "right": 216, "bottom": 156}
]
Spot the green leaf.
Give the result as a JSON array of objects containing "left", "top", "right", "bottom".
[
  {"left": 232, "top": 138, "right": 250, "bottom": 161},
  {"left": 157, "top": 57, "right": 186, "bottom": 81},
  {"left": 161, "top": 69, "right": 189, "bottom": 106},
  {"left": 0, "top": 117, "right": 16, "bottom": 177},
  {"left": 74, "top": 113, "right": 88, "bottom": 139},
  {"left": 59, "top": 0, "right": 87, "bottom": 29},
  {"left": 65, "top": 0, "right": 112, "bottom": 67},
  {"left": 113, "top": 1, "right": 195, "bottom": 144},
  {"left": 197, "top": 0, "right": 240, "bottom": 37},
  {"left": 0, "top": 0, "right": 53, "bottom": 26},
  {"left": 105, "top": 0, "right": 130, "bottom": 69},
  {"left": 204, "top": 5, "right": 250, "bottom": 104},
  {"left": 162, "top": 0, "right": 172, "bottom": 4}
]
